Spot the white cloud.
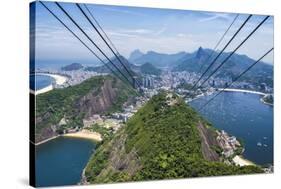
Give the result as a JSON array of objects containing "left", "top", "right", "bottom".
[
  {"left": 35, "top": 10, "right": 273, "bottom": 64},
  {"left": 106, "top": 27, "right": 167, "bottom": 38},
  {"left": 155, "top": 27, "right": 167, "bottom": 36},
  {"left": 107, "top": 31, "right": 138, "bottom": 38},
  {"left": 199, "top": 13, "right": 232, "bottom": 23},
  {"left": 120, "top": 29, "right": 153, "bottom": 34},
  {"left": 110, "top": 32, "right": 201, "bottom": 58},
  {"left": 177, "top": 33, "right": 186, "bottom": 38},
  {"left": 99, "top": 7, "right": 146, "bottom": 17}
]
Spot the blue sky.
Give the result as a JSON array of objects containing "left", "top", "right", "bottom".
[{"left": 34, "top": 1, "right": 274, "bottom": 65}]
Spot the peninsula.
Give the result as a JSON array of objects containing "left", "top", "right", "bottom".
[{"left": 83, "top": 92, "right": 263, "bottom": 184}]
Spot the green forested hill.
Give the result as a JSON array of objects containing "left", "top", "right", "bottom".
[
  {"left": 35, "top": 75, "right": 136, "bottom": 143},
  {"left": 61, "top": 63, "right": 83, "bottom": 71},
  {"left": 84, "top": 92, "right": 262, "bottom": 184}
]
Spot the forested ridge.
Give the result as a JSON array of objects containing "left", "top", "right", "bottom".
[{"left": 84, "top": 92, "right": 262, "bottom": 183}]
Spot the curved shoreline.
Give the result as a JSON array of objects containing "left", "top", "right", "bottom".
[
  {"left": 187, "top": 88, "right": 272, "bottom": 106},
  {"left": 32, "top": 73, "right": 68, "bottom": 95},
  {"left": 218, "top": 88, "right": 274, "bottom": 106},
  {"left": 35, "top": 84, "right": 54, "bottom": 95},
  {"left": 35, "top": 130, "right": 102, "bottom": 146},
  {"left": 64, "top": 130, "right": 102, "bottom": 142},
  {"left": 39, "top": 73, "right": 67, "bottom": 85},
  {"left": 35, "top": 135, "right": 60, "bottom": 146},
  {"left": 217, "top": 88, "right": 266, "bottom": 96},
  {"left": 233, "top": 155, "right": 255, "bottom": 166}
]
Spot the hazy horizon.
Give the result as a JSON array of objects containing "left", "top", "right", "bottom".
[{"left": 34, "top": 1, "right": 274, "bottom": 65}]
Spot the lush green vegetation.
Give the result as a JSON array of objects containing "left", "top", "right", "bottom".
[
  {"left": 86, "top": 147, "right": 110, "bottom": 179},
  {"left": 90, "top": 124, "right": 113, "bottom": 141},
  {"left": 36, "top": 76, "right": 103, "bottom": 136},
  {"left": 35, "top": 75, "right": 135, "bottom": 142},
  {"left": 85, "top": 92, "right": 263, "bottom": 183}
]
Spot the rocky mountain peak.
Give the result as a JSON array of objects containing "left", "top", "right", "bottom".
[
  {"left": 196, "top": 46, "right": 204, "bottom": 59},
  {"left": 129, "top": 49, "right": 144, "bottom": 61}
]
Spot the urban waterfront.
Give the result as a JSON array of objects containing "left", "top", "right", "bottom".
[
  {"left": 190, "top": 91, "right": 273, "bottom": 165},
  {"left": 35, "top": 137, "right": 96, "bottom": 187}
]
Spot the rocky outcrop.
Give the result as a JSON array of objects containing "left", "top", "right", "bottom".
[
  {"left": 35, "top": 76, "right": 134, "bottom": 144},
  {"left": 84, "top": 130, "right": 141, "bottom": 184},
  {"left": 197, "top": 121, "right": 220, "bottom": 161},
  {"left": 108, "top": 134, "right": 141, "bottom": 176},
  {"left": 36, "top": 125, "right": 58, "bottom": 143},
  {"left": 77, "top": 79, "right": 117, "bottom": 118}
]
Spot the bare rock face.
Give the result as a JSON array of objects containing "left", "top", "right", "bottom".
[
  {"left": 109, "top": 135, "right": 141, "bottom": 176},
  {"left": 77, "top": 79, "right": 117, "bottom": 118},
  {"left": 36, "top": 125, "right": 58, "bottom": 142},
  {"left": 35, "top": 111, "right": 59, "bottom": 143},
  {"left": 95, "top": 131, "right": 141, "bottom": 180},
  {"left": 35, "top": 76, "right": 134, "bottom": 144}
]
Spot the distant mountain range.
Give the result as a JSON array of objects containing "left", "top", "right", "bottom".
[
  {"left": 129, "top": 49, "right": 187, "bottom": 68},
  {"left": 83, "top": 56, "right": 162, "bottom": 77},
  {"left": 84, "top": 56, "right": 140, "bottom": 85},
  {"left": 61, "top": 56, "right": 162, "bottom": 80},
  {"left": 60, "top": 47, "right": 273, "bottom": 87},
  {"left": 129, "top": 47, "right": 273, "bottom": 87},
  {"left": 172, "top": 47, "right": 272, "bottom": 74}
]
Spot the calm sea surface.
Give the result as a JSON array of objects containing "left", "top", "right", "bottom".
[
  {"left": 35, "top": 91, "right": 273, "bottom": 187},
  {"left": 189, "top": 92, "right": 273, "bottom": 165},
  {"left": 30, "top": 74, "right": 54, "bottom": 90},
  {"left": 35, "top": 137, "right": 96, "bottom": 187}
]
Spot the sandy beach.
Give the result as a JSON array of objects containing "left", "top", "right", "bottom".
[
  {"left": 40, "top": 73, "right": 68, "bottom": 85},
  {"left": 35, "top": 130, "right": 102, "bottom": 145},
  {"left": 64, "top": 129, "right": 102, "bottom": 142},
  {"left": 35, "top": 84, "right": 53, "bottom": 95},
  {"left": 233, "top": 155, "right": 255, "bottom": 166},
  {"left": 34, "top": 73, "right": 68, "bottom": 95}
]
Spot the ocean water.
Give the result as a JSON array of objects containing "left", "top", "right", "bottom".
[
  {"left": 34, "top": 91, "right": 273, "bottom": 187},
  {"left": 189, "top": 92, "right": 273, "bottom": 165},
  {"left": 30, "top": 74, "right": 54, "bottom": 91},
  {"left": 35, "top": 137, "right": 96, "bottom": 187}
]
